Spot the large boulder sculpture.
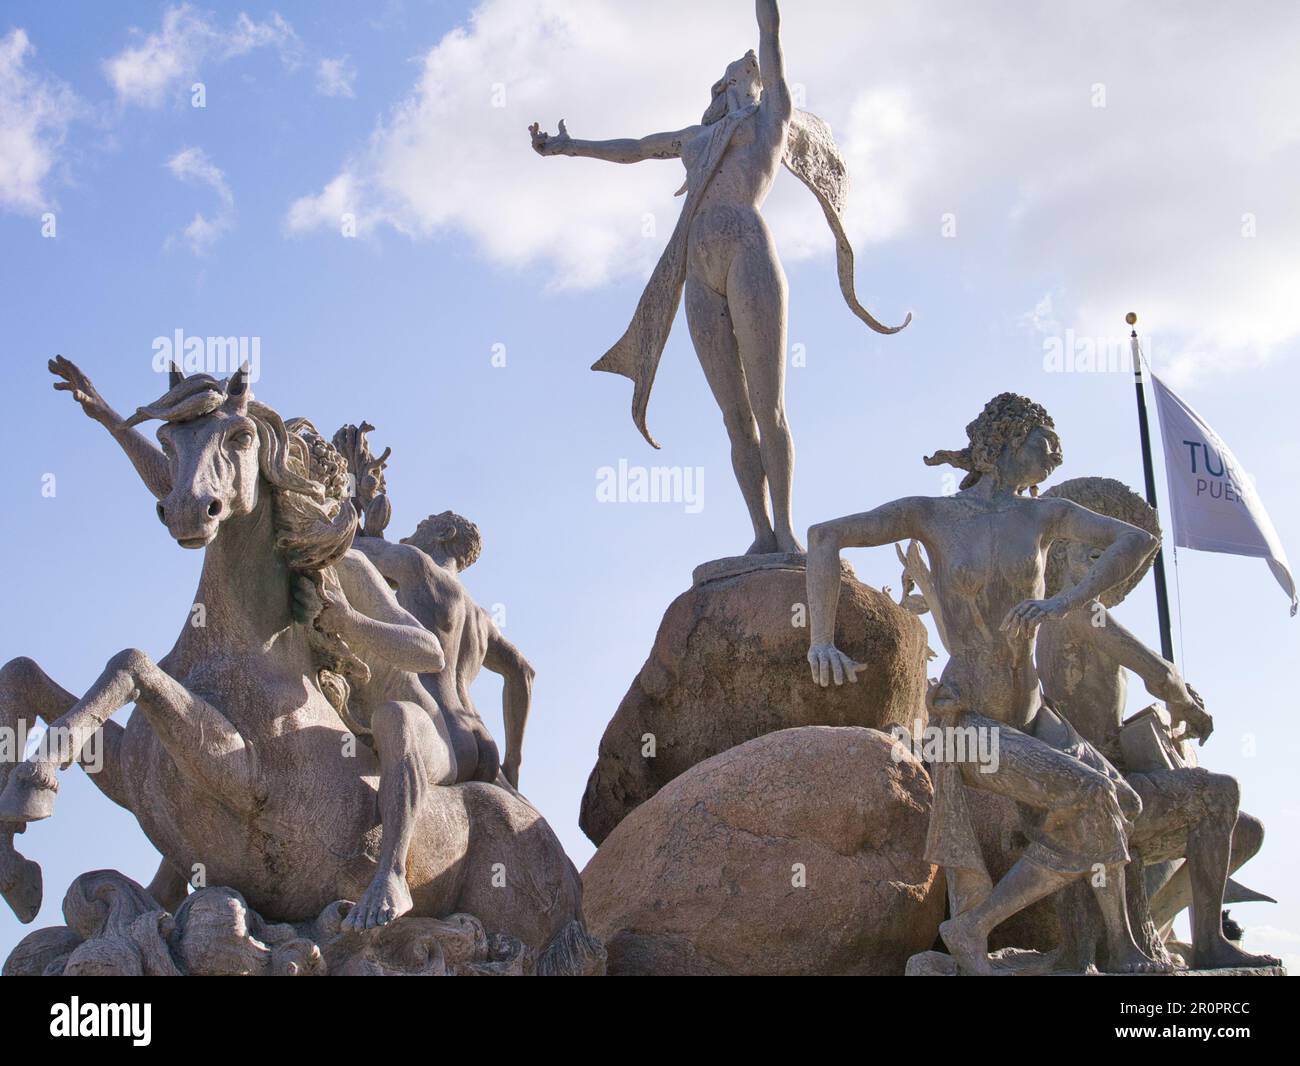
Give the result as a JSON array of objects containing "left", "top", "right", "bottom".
[
  {"left": 580, "top": 559, "right": 930, "bottom": 844},
  {"left": 581, "top": 726, "right": 944, "bottom": 976}
]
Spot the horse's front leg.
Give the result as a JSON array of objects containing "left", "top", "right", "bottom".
[
  {"left": 0, "top": 648, "right": 259, "bottom": 825},
  {"left": 0, "top": 655, "right": 134, "bottom": 922}
]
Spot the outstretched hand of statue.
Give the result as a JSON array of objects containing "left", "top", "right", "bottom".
[
  {"left": 1167, "top": 682, "right": 1214, "bottom": 745},
  {"left": 528, "top": 119, "right": 570, "bottom": 156},
  {"left": 50, "top": 355, "right": 117, "bottom": 427},
  {"left": 808, "top": 642, "right": 865, "bottom": 687}
]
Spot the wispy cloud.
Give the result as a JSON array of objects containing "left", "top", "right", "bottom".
[
  {"left": 0, "top": 29, "right": 80, "bottom": 215},
  {"left": 315, "top": 56, "right": 356, "bottom": 99},
  {"left": 103, "top": 4, "right": 300, "bottom": 108},
  {"left": 165, "top": 146, "right": 234, "bottom": 253}
]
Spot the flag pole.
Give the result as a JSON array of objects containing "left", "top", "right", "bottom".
[{"left": 1127, "top": 311, "right": 1176, "bottom": 663}]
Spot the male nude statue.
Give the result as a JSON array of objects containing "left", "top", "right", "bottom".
[
  {"left": 1036, "top": 477, "right": 1278, "bottom": 969},
  {"left": 335, "top": 426, "right": 533, "bottom": 790}
]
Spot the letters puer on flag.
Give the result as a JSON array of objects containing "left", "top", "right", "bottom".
[{"left": 1150, "top": 372, "right": 1298, "bottom": 616}]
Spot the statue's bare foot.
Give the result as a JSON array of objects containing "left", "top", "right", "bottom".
[
  {"left": 1105, "top": 942, "right": 1172, "bottom": 974},
  {"left": 343, "top": 868, "right": 413, "bottom": 931},
  {"left": 775, "top": 529, "right": 805, "bottom": 554},
  {"left": 0, "top": 852, "right": 43, "bottom": 923},
  {"left": 1192, "top": 938, "right": 1281, "bottom": 971},
  {"left": 939, "top": 915, "right": 994, "bottom": 976},
  {"left": 745, "top": 531, "right": 779, "bottom": 556},
  {"left": 0, "top": 762, "right": 58, "bottom": 823}
]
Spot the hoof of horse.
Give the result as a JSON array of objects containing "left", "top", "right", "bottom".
[
  {"left": 0, "top": 855, "right": 43, "bottom": 923},
  {"left": 0, "top": 764, "right": 58, "bottom": 823}
]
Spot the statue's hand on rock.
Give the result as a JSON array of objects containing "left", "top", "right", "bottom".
[
  {"left": 808, "top": 642, "right": 865, "bottom": 687},
  {"left": 1167, "top": 682, "right": 1214, "bottom": 745},
  {"left": 529, "top": 119, "right": 570, "bottom": 156},
  {"left": 50, "top": 355, "right": 117, "bottom": 427}
]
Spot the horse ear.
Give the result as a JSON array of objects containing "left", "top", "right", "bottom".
[
  {"left": 224, "top": 362, "right": 251, "bottom": 412},
  {"left": 169, "top": 362, "right": 185, "bottom": 389}
]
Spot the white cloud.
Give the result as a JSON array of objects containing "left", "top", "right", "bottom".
[
  {"left": 287, "top": 0, "right": 1300, "bottom": 375},
  {"left": 316, "top": 56, "right": 356, "bottom": 99},
  {"left": 0, "top": 29, "right": 79, "bottom": 215},
  {"left": 103, "top": 4, "right": 300, "bottom": 108},
  {"left": 165, "top": 146, "right": 234, "bottom": 253}
]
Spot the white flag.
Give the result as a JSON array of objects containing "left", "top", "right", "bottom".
[{"left": 1151, "top": 372, "right": 1297, "bottom": 616}]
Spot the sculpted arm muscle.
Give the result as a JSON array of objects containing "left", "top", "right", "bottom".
[{"left": 806, "top": 498, "right": 930, "bottom": 683}]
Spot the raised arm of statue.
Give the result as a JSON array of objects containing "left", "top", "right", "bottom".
[
  {"left": 756, "top": 0, "right": 792, "bottom": 122},
  {"left": 483, "top": 625, "right": 535, "bottom": 788},
  {"left": 529, "top": 118, "right": 702, "bottom": 163},
  {"left": 49, "top": 356, "right": 173, "bottom": 500},
  {"left": 806, "top": 498, "right": 929, "bottom": 685}
]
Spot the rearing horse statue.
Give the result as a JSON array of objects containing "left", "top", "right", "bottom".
[{"left": 0, "top": 364, "right": 594, "bottom": 972}]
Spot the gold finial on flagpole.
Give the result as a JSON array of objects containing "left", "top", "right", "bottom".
[{"left": 1125, "top": 311, "right": 1138, "bottom": 328}]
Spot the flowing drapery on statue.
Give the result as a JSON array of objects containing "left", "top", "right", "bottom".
[{"left": 593, "top": 108, "right": 911, "bottom": 450}]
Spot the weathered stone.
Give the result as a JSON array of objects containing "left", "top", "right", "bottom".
[
  {"left": 580, "top": 563, "right": 929, "bottom": 844},
  {"left": 582, "top": 726, "right": 944, "bottom": 975}
]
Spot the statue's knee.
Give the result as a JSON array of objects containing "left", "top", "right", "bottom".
[
  {"left": 1081, "top": 774, "right": 1136, "bottom": 822},
  {"left": 1233, "top": 810, "right": 1264, "bottom": 861},
  {"left": 1206, "top": 772, "right": 1241, "bottom": 815},
  {"left": 0, "top": 656, "right": 41, "bottom": 696},
  {"left": 1114, "top": 779, "right": 1143, "bottom": 822},
  {"left": 370, "top": 701, "right": 425, "bottom": 748},
  {"left": 107, "top": 648, "right": 153, "bottom": 679}
]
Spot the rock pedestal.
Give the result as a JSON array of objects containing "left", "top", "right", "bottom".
[
  {"left": 579, "top": 556, "right": 930, "bottom": 844},
  {"left": 581, "top": 726, "right": 944, "bottom": 975}
]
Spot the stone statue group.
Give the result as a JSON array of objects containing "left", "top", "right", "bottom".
[{"left": 0, "top": 1, "right": 1280, "bottom": 976}]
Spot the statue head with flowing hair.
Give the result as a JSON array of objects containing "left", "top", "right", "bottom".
[{"left": 924, "top": 392, "right": 1061, "bottom": 493}]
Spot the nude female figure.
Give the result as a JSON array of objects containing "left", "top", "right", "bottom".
[
  {"left": 530, "top": 0, "right": 908, "bottom": 556},
  {"left": 805, "top": 393, "right": 1167, "bottom": 974}
]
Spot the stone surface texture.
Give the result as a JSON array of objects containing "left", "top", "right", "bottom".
[
  {"left": 580, "top": 563, "right": 929, "bottom": 845},
  {"left": 582, "top": 726, "right": 944, "bottom": 976}
]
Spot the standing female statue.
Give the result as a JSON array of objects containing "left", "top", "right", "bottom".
[
  {"left": 530, "top": 0, "right": 909, "bottom": 555},
  {"left": 806, "top": 393, "right": 1168, "bottom": 974}
]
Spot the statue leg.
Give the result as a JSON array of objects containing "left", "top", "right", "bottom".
[
  {"left": 940, "top": 857, "right": 1074, "bottom": 974},
  {"left": 344, "top": 700, "right": 445, "bottom": 930},
  {"left": 726, "top": 240, "right": 801, "bottom": 553},
  {"left": 1148, "top": 810, "right": 1264, "bottom": 928},
  {"left": 1088, "top": 861, "right": 1168, "bottom": 972},
  {"left": 1146, "top": 771, "right": 1277, "bottom": 968},
  {"left": 0, "top": 648, "right": 255, "bottom": 823},
  {"left": 0, "top": 656, "right": 130, "bottom": 922},
  {"left": 684, "top": 275, "right": 776, "bottom": 553},
  {"left": 146, "top": 858, "right": 190, "bottom": 911},
  {"left": 940, "top": 716, "right": 1153, "bottom": 973}
]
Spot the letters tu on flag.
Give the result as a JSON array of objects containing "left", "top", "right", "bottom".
[{"left": 1150, "top": 372, "right": 1297, "bottom": 616}]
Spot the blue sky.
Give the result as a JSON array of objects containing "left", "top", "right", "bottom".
[{"left": 2, "top": 1, "right": 1298, "bottom": 966}]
